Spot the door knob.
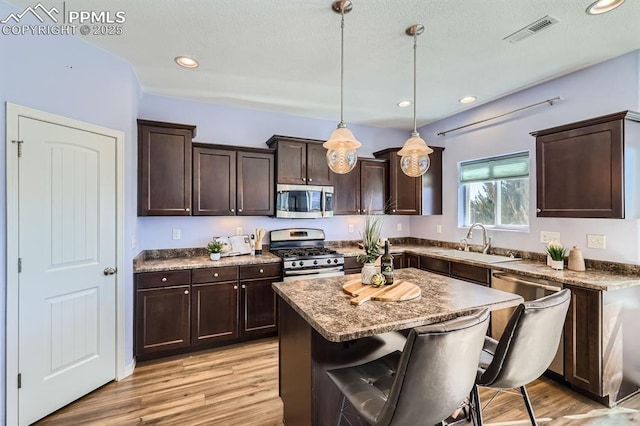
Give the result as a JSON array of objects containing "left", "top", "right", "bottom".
[{"left": 103, "top": 267, "right": 117, "bottom": 276}]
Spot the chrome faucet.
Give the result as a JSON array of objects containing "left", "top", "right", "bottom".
[{"left": 466, "top": 223, "right": 492, "bottom": 254}]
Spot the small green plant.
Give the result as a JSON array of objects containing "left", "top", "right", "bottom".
[
  {"left": 546, "top": 244, "right": 567, "bottom": 261},
  {"left": 207, "top": 240, "right": 224, "bottom": 254},
  {"left": 356, "top": 211, "right": 383, "bottom": 264}
]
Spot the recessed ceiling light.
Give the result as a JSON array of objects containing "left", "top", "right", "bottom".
[
  {"left": 397, "top": 100, "right": 412, "bottom": 108},
  {"left": 174, "top": 56, "right": 199, "bottom": 68},
  {"left": 459, "top": 96, "right": 477, "bottom": 104},
  {"left": 586, "top": 0, "right": 624, "bottom": 15}
]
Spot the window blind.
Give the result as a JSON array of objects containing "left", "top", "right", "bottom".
[{"left": 460, "top": 152, "right": 529, "bottom": 183}]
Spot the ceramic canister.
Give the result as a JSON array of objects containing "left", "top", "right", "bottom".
[{"left": 568, "top": 246, "right": 586, "bottom": 272}]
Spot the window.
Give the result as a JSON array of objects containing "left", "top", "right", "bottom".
[{"left": 459, "top": 152, "right": 530, "bottom": 230}]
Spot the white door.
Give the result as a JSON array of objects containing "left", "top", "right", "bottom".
[{"left": 17, "top": 116, "right": 117, "bottom": 425}]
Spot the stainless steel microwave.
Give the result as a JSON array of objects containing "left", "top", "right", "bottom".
[{"left": 276, "top": 184, "right": 334, "bottom": 218}]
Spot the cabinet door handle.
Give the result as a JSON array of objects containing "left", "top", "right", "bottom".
[
  {"left": 302, "top": 177, "right": 306, "bottom": 182},
  {"left": 186, "top": 208, "right": 190, "bottom": 212},
  {"left": 308, "top": 178, "right": 313, "bottom": 182},
  {"left": 214, "top": 273, "right": 219, "bottom": 277},
  {"left": 161, "top": 277, "right": 168, "bottom": 282},
  {"left": 231, "top": 208, "right": 235, "bottom": 213},
  {"left": 239, "top": 209, "right": 243, "bottom": 212},
  {"left": 392, "top": 209, "right": 396, "bottom": 213},
  {"left": 242, "top": 284, "right": 246, "bottom": 289},
  {"left": 184, "top": 290, "right": 189, "bottom": 295},
  {"left": 259, "top": 269, "right": 264, "bottom": 273},
  {"left": 234, "top": 285, "right": 238, "bottom": 290},
  {"left": 536, "top": 208, "right": 541, "bottom": 213}
]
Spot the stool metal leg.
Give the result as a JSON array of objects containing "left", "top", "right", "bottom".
[
  {"left": 519, "top": 386, "right": 538, "bottom": 426},
  {"left": 335, "top": 395, "right": 346, "bottom": 426}
]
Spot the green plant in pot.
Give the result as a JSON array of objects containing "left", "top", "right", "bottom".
[
  {"left": 207, "top": 240, "right": 224, "bottom": 261},
  {"left": 357, "top": 213, "right": 383, "bottom": 284},
  {"left": 546, "top": 242, "right": 567, "bottom": 270}
]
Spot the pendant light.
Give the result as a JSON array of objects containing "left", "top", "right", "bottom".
[
  {"left": 397, "top": 24, "right": 433, "bottom": 178},
  {"left": 323, "top": 0, "right": 361, "bottom": 175}
]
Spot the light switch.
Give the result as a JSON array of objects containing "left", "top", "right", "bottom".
[
  {"left": 348, "top": 224, "right": 354, "bottom": 233},
  {"left": 587, "top": 234, "right": 606, "bottom": 249},
  {"left": 172, "top": 229, "right": 181, "bottom": 240}
]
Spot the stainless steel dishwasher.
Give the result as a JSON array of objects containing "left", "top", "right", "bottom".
[{"left": 491, "top": 271, "right": 564, "bottom": 375}]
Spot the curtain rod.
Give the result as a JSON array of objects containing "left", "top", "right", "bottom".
[{"left": 436, "top": 96, "right": 562, "bottom": 136}]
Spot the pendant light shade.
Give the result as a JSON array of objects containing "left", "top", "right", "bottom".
[
  {"left": 398, "top": 24, "right": 433, "bottom": 178},
  {"left": 323, "top": 0, "right": 360, "bottom": 175}
]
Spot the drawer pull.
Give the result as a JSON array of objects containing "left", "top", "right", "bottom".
[
  {"left": 214, "top": 273, "right": 219, "bottom": 277},
  {"left": 234, "top": 285, "right": 238, "bottom": 290},
  {"left": 161, "top": 277, "right": 168, "bottom": 282},
  {"left": 184, "top": 290, "right": 189, "bottom": 295},
  {"left": 242, "top": 284, "right": 246, "bottom": 289},
  {"left": 186, "top": 207, "right": 190, "bottom": 212},
  {"left": 259, "top": 269, "right": 264, "bottom": 273}
]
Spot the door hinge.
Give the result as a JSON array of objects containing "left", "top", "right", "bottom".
[
  {"left": 18, "top": 258, "right": 22, "bottom": 273},
  {"left": 12, "top": 140, "right": 23, "bottom": 158},
  {"left": 18, "top": 373, "right": 22, "bottom": 389}
]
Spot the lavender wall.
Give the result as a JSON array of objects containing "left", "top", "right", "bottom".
[
  {"left": 137, "top": 94, "right": 411, "bottom": 250},
  {"left": 412, "top": 50, "right": 640, "bottom": 263},
  {"left": 0, "top": 1, "right": 140, "bottom": 421}
]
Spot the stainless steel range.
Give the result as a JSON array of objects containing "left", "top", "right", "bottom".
[{"left": 270, "top": 228, "right": 344, "bottom": 282}]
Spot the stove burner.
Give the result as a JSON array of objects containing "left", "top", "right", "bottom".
[{"left": 272, "top": 247, "right": 338, "bottom": 259}]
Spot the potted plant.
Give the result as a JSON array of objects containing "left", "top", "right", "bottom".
[
  {"left": 357, "top": 213, "right": 383, "bottom": 284},
  {"left": 207, "top": 240, "right": 224, "bottom": 261},
  {"left": 546, "top": 243, "right": 567, "bottom": 270}
]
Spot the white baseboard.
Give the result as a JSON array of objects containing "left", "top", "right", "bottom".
[{"left": 120, "top": 358, "right": 136, "bottom": 380}]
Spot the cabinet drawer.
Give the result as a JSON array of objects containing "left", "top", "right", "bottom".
[
  {"left": 136, "top": 270, "right": 191, "bottom": 290},
  {"left": 344, "top": 256, "right": 360, "bottom": 270},
  {"left": 450, "top": 262, "right": 490, "bottom": 286},
  {"left": 240, "top": 263, "right": 282, "bottom": 280},
  {"left": 419, "top": 256, "right": 450, "bottom": 276},
  {"left": 192, "top": 266, "right": 238, "bottom": 284}
]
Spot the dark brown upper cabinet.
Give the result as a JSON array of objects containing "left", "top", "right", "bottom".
[
  {"left": 266, "top": 135, "right": 332, "bottom": 185},
  {"left": 532, "top": 111, "right": 640, "bottom": 218},
  {"left": 334, "top": 158, "right": 388, "bottom": 215},
  {"left": 374, "top": 146, "right": 444, "bottom": 215},
  {"left": 137, "top": 119, "right": 196, "bottom": 216},
  {"left": 193, "top": 144, "right": 274, "bottom": 216}
]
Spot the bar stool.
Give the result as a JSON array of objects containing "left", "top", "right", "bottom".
[
  {"left": 469, "top": 289, "right": 571, "bottom": 426},
  {"left": 327, "top": 308, "right": 490, "bottom": 426}
]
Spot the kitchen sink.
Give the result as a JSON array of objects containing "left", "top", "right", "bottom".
[{"left": 433, "top": 249, "right": 521, "bottom": 264}]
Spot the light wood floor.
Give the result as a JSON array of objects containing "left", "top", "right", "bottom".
[{"left": 37, "top": 337, "right": 640, "bottom": 425}]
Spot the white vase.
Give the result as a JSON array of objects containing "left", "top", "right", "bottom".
[
  {"left": 210, "top": 253, "right": 221, "bottom": 261},
  {"left": 361, "top": 263, "right": 377, "bottom": 284},
  {"left": 550, "top": 260, "right": 564, "bottom": 270}
]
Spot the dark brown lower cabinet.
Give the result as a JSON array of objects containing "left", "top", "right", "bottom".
[
  {"left": 135, "top": 286, "right": 191, "bottom": 356},
  {"left": 392, "top": 254, "right": 405, "bottom": 270},
  {"left": 419, "top": 255, "right": 450, "bottom": 276},
  {"left": 135, "top": 262, "right": 281, "bottom": 360},
  {"left": 191, "top": 282, "right": 239, "bottom": 345},
  {"left": 242, "top": 279, "right": 278, "bottom": 336},
  {"left": 343, "top": 256, "right": 361, "bottom": 275},
  {"left": 405, "top": 253, "right": 420, "bottom": 269}
]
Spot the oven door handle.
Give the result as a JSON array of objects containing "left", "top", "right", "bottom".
[{"left": 285, "top": 266, "right": 344, "bottom": 276}]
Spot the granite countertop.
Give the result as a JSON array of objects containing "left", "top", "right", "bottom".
[
  {"left": 134, "top": 251, "right": 281, "bottom": 273},
  {"left": 272, "top": 268, "right": 523, "bottom": 342},
  {"left": 336, "top": 244, "right": 640, "bottom": 291}
]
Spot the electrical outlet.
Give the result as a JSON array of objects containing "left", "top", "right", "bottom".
[
  {"left": 348, "top": 224, "right": 354, "bottom": 233},
  {"left": 397, "top": 223, "right": 402, "bottom": 231},
  {"left": 236, "top": 227, "right": 243, "bottom": 236},
  {"left": 172, "top": 229, "right": 181, "bottom": 240},
  {"left": 436, "top": 224, "right": 442, "bottom": 233},
  {"left": 540, "top": 231, "right": 560, "bottom": 244},
  {"left": 587, "top": 234, "right": 606, "bottom": 249}
]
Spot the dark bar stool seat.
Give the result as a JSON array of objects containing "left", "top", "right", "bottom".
[
  {"left": 470, "top": 288, "right": 571, "bottom": 426},
  {"left": 327, "top": 308, "right": 490, "bottom": 426}
]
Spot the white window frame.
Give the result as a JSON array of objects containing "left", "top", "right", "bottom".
[{"left": 458, "top": 151, "right": 530, "bottom": 232}]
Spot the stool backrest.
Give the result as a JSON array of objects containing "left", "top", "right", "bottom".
[
  {"left": 378, "top": 308, "right": 490, "bottom": 426},
  {"left": 478, "top": 288, "right": 571, "bottom": 389}
]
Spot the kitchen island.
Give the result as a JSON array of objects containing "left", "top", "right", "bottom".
[{"left": 273, "top": 268, "right": 523, "bottom": 426}]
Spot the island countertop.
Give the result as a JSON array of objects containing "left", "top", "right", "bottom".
[{"left": 273, "top": 268, "right": 523, "bottom": 342}]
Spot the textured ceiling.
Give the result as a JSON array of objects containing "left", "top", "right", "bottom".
[{"left": 7, "top": 0, "right": 640, "bottom": 129}]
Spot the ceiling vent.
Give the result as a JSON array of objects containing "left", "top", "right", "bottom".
[{"left": 503, "top": 15, "right": 559, "bottom": 44}]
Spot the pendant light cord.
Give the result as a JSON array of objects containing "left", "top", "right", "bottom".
[
  {"left": 412, "top": 32, "right": 418, "bottom": 135},
  {"left": 339, "top": 7, "right": 345, "bottom": 126}
]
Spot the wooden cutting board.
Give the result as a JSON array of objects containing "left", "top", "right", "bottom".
[{"left": 342, "top": 279, "right": 421, "bottom": 306}]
